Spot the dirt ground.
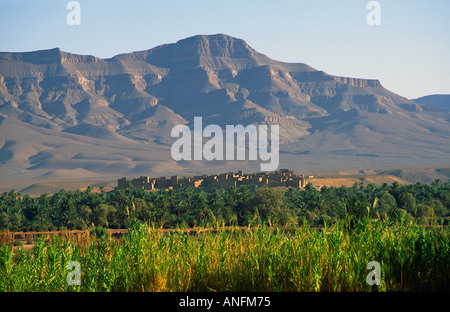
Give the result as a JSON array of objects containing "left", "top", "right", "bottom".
[{"left": 308, "top": 174, "right": 410, "bottom": 188}]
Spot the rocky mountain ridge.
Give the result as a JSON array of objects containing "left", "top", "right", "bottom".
[{"left": 1, "top": 34, "right": 449, "bottom": 182}]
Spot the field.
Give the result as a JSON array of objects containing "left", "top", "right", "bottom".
[
  {"left": 0, "top": 221, "right": 449, "bottom": 292},
  {"left": 0, "top": 181, "right": 449, "bottom": 292}
]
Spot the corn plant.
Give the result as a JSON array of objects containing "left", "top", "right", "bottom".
[{"left": 0, "top": 221, "right": 449, "bottom": 292}]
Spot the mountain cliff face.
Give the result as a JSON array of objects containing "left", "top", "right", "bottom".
[{"left": 1, "top": 34, "right": 449, "bottom": 182}]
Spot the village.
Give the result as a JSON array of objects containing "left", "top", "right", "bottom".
[{"left": 117, "top": 169, "right": 308, "bottom": 191}]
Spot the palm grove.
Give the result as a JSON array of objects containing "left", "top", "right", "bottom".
[{"left": 0, "top": 180, "right": 449, "bottom": 232}]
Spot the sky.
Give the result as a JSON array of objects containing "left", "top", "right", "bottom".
[{"left": 0, "top": 0, "right": 449, "bottom": 99}]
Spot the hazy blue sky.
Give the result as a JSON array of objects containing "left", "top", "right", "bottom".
[{"left": 1, "top": 0, "right": 449, "bottom": 99}]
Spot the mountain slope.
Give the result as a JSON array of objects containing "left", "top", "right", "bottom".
[
  {"left": 413, "top": 94, "right": 450, "bottom": 111},
  {"left": 1, "top": 34, "right": 449, "bottom": 182}
]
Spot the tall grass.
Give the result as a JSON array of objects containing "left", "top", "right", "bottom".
[{"left": 0, "top": 221, "right": 449, "bottom": 292}]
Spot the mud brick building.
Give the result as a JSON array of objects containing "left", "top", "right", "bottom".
[{"left": 118, "top": 169, "right": 307, "bottom": 190}]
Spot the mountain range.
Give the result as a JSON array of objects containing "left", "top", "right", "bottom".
[{"left": 1, "top": 34, "right": 449, "bottom": 186}]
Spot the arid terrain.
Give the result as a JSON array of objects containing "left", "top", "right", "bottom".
[
  {"left": 0, "top": 166, "right": 447, "bottom": 195},
  {"left": 1, "top": 34, "right": 449, "bottom": 187}
]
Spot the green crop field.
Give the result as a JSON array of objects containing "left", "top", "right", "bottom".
[
  {"left": 1, "top": 221, "right": 449, "bottom": 292},
  {"left": 0, "top": 181, "right": 449, "bottom": 292}
]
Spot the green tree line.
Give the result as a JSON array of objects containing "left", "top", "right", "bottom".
[{"left": 0, "top": 180, "right": 449, "bottom": 231}]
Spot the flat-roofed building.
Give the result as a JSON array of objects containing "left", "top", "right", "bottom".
[{"left": 117, "top": 169, "right": 308, "bottom": 190}]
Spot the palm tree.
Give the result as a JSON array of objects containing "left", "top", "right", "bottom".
[{"left": 208, "top": 187, "right": 226, "bottom": 223}]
